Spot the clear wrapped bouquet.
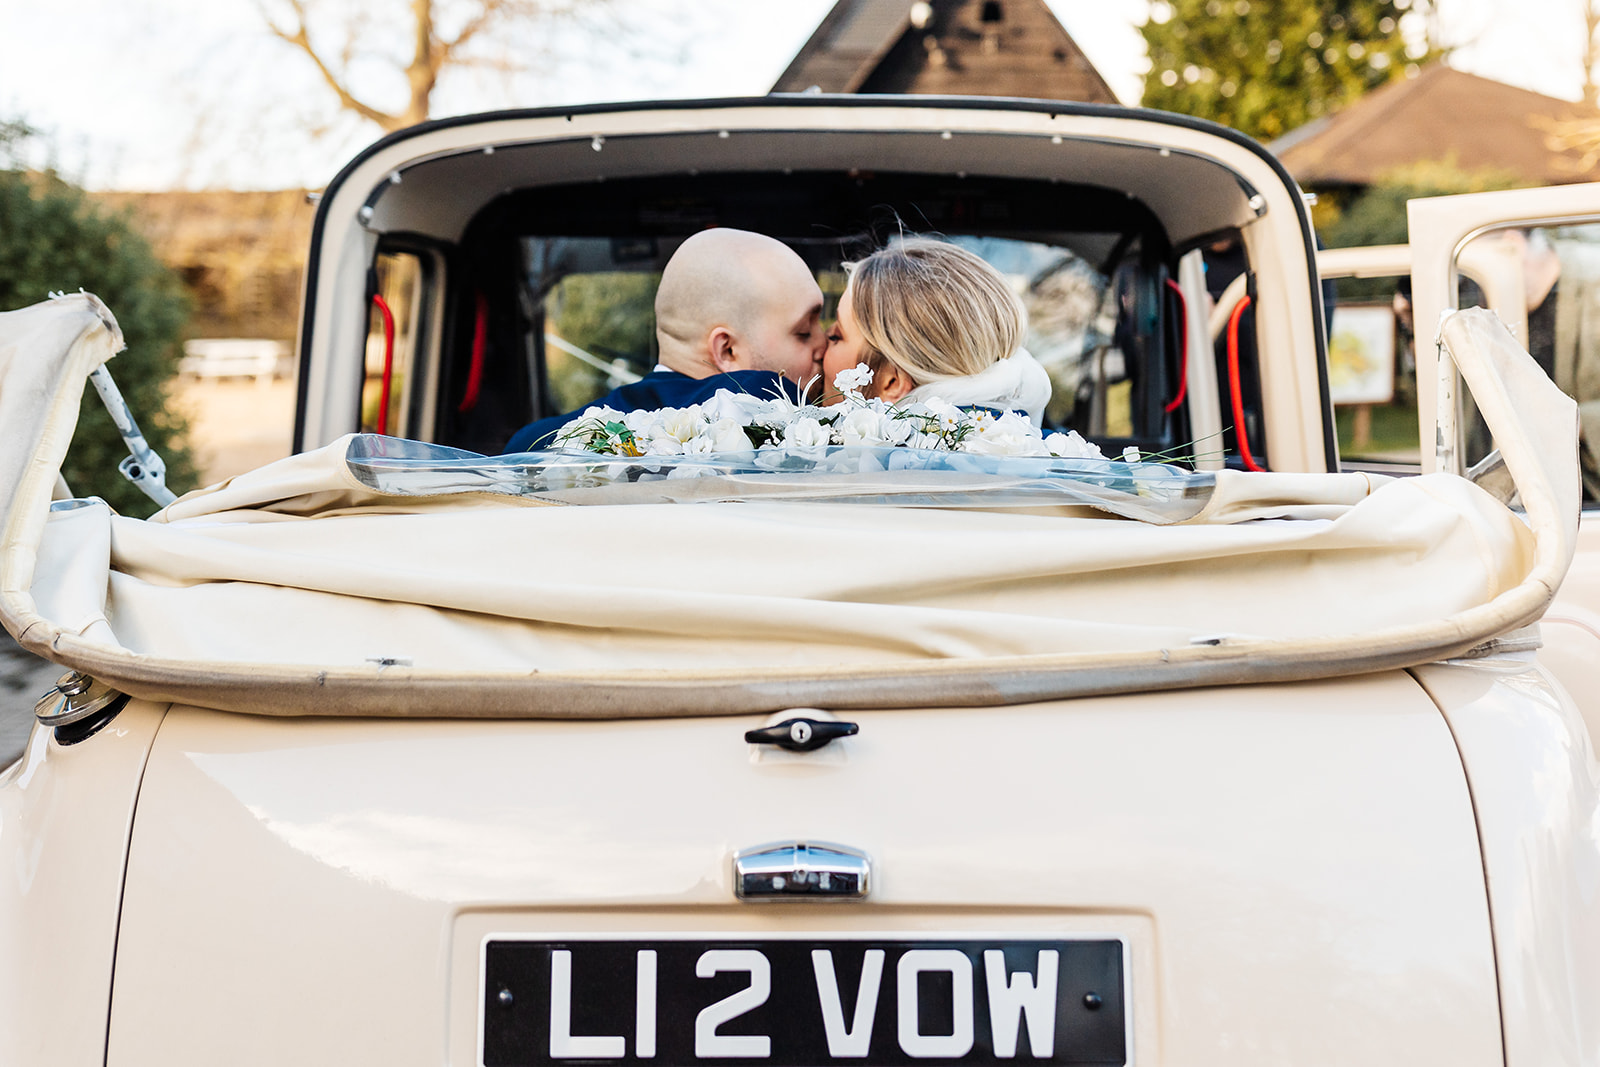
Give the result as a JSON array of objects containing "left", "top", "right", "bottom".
[{"left": 553, "top": 363, "right": 1106, "bottom": 461}]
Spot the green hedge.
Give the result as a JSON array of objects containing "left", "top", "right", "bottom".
[{"left": 0, "top": 168, "right": 197, "bottom": 517}]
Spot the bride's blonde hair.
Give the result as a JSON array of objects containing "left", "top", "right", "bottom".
[{"left": 844, "top": 238, "right": 1026, "bottom": 386}]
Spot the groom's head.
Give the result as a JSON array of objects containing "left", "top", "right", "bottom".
[{"left": 655, "top": 229, "right": 825, "bottom": 384}]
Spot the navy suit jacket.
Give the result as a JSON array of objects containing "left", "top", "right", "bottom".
[{"left": 505, "top": 369, "right": 801, "bottom": 453}]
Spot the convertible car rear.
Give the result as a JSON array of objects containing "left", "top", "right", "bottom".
[{"left": 1, "top": 97, "right": 1596, "bottom": 1067}]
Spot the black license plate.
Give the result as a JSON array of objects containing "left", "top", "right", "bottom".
[{"left": 480, "top": 936, "right": 1126, "bottom": 1067}]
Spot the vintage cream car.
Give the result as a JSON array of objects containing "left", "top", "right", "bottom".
[{"left": 1, "top": 97, "right": 1597, "bottom": 1067}]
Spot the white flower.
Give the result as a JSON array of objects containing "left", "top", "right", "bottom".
[
  {"left": 783, "top": 416, "right": 832, "bottom": 449},
  {"left": 638, "top": 406, "right": 706, "bottom": 453},
  {"left": 1044, "top": 430, "right": 1106, "bottom": 460},
  {"left": 702, "top": 389, "right": 769, "bottom": 424},
  {"left": 586, "top": 405, "right": 628, "bottom": 424},
  {"left": 920, "top": 396, "right": 964, "bottom": 430},
  {"left": 837, "top": 405, "right": 900, "bottom": 445},
  {"left": 834, "top": 362, "right": 874, "bottom": 396},
  {"left": 704, "top": 417, "right": 755, "bottom": 452},
  {"left": 904, "top": 429, "right": 945, "bottom": 451},
  {"left": 961, "top": 411, "right": 1051, "bottom": 456}
]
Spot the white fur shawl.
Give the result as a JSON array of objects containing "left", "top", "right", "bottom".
[{"left": 902, "top": 348, "right": 1053, "bottom": 427}]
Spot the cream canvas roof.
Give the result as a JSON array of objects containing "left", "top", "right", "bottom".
[{"left": 0, "top": 294, "right": 1579, "bottom": 717}]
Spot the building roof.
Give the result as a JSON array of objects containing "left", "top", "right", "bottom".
[
  {"left": 772, "top": 0, "right": 1117, "bottom": 104},
  {"left": 1273, "top": 63, "right": 1598, "bottom": 187}
]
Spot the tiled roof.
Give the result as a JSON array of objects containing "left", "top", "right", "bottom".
[{"left": 1273, "top": 63, "right": 1599, "bottom": 187}]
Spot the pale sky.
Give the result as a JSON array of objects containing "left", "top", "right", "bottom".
[{"left": 0, "top": 0, "right": 1590, "bottom": 191}]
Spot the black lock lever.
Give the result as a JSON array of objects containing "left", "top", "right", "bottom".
[{"left": 745, "top": 716, "right": 859, "bottom": 752}]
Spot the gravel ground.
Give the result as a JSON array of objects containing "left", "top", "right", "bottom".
[{"left": 0, "top": 631, "right": 58, "bottom": 767}]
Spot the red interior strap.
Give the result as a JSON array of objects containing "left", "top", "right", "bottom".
[
  {"left": 373, "top": 293, "right": 396, "bottom": 436},
  {"left": 1163, "top": 278, "right": 1188, "bottom": 414},
  {"left": 1226, "top": 294, "right": 1263, "bottom": 471},
  {"left": 458, "top": 290, "right": 488, "bottom": 414}
]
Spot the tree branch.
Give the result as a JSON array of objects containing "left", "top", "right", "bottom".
[{"left": 257, "top": 0, "right": 403, "bottom": 131}]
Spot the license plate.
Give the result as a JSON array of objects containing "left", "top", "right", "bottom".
[{"left": 480, "top": 935, "right": 1127, "bottom": 1067}]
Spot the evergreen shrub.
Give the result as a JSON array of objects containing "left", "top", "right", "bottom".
[{"left": 0, "top": 156, "right": 197, "bottom": 517}]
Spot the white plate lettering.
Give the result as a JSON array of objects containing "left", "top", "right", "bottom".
[{"left": 695, "top": 949, "right": 772, "bottom": 1058}]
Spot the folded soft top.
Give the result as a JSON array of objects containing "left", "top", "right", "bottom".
[{"left": 0, "top": 294, "right": 1579, "bottom": 717}]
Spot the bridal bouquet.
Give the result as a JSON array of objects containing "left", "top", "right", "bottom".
[{"left": 553, "top": 363, "right": 1106, "bottom": 461}]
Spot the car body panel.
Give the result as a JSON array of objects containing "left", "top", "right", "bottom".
[
  {"left": 104, "top": 674, "right": 1503, "bottom": 1066},
  {"left": 1411, "top": 659, "right": 1600, "bottom": 1067},
  {"left": 0, "top": 699, "right": 167, "bottom": 1067}
]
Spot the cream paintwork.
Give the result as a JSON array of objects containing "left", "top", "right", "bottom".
[
  {"left": 299, "top": 102, "right": 1331, "bottom": 471},
  {"left": 1410, "top": 659, "right": 1600, "bottom": 1067},
  {"left": 102, "top": 674, "right": 1503, "bottom": 1067},
  {"left": 1174, "top": 250, "right": 1225, "bottom": 471},
  {"left": 1316, "top": 242, "right": 1528, "bottom": 348},
  {"left": 1543, "top": 518, "right": 1600, "bottom": 747},
  {"left": 0, "top": 699, "right": 167, "bottom": 1067}
]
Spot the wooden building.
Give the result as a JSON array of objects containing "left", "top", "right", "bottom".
[{"left": 772, "top": 0, "right": 1117, "bottom": 103}]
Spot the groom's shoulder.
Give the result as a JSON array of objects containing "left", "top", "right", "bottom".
[{"left": 628, "top": 369, "right": 799, "bottom": 406}]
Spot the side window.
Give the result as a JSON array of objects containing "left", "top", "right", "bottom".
[
  {"left": 1328, "top": 266, "right": 1502, "bottom": 471},
  {"left": 951, "top": 235, "right": 1179, "bottom": 460},
  {"left": 361, "top": 251, "right": 429, "bottom": 437},
  {"left": 1454, "top": 223, "right": 1600, "bottom": 504},
  {"left": 524, "top": 238, "right": 661, "bottom": 420},
  {"left": 1328, "top": 273, "right": 1417, "bottom": 465}
]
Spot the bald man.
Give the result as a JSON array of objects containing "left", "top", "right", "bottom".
[{"left": 505, "top": 229, "right": 825, "bottom": 452}]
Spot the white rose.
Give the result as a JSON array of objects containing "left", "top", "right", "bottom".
[
  {"left": 881, "top": 414, "right": 916, "bottom": 446},
  {"left": 783, "top": 416, "right": 832, "bottom": 449},
  {"left": 837, "top": 406, "right": 896, "bottom": 445},
  {"left": 1044, "top": 430, "right": 1106, "bottom": 460},
  {"left": 962, "top": 411, "right": 1050, "bottom": 456},
  {"left": 706, "top": 417, "right": 755, "bottom": 452},
  {"left": 643, "top": 406, "right": 706, "bottom": 449},
  {"left": 622, "top": 408, "right": 657, "bottom": 434}
]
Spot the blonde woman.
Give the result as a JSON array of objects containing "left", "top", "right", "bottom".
[{"left": 819, "top": 237, "right": 1052, "bottom": 425}]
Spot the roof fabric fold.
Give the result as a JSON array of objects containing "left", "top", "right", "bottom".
[{"left": 0, "top": 295, "right": 1579, "bottom": 718}]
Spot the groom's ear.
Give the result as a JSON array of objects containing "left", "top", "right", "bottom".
[
  {"left": 707, "top": 326, "right": 741, "bottom": 373},
  {"left": 874, "top": 361, "right": 915, "bottom": 403}
]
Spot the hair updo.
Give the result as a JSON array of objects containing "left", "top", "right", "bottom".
[{"left": 844, "top": 238, "right": 1027, "bottom": 386}]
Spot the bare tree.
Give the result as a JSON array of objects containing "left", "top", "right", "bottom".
[{"left": 257, "top": 0, "right": 619, "bottom": 133}]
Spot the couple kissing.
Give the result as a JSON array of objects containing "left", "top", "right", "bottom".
[{"left": 504, "top": 228, "right": 1051, "bottom": 453}]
